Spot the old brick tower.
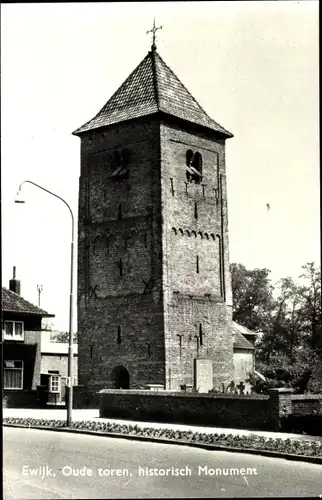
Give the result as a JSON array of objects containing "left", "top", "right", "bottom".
[{"left": 73, "top": 37, "right": 235, "bottom": 392}]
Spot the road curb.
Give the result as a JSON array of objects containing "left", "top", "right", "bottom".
[{"left": 4, "top": 423, "right": 322, "bottom": 465}]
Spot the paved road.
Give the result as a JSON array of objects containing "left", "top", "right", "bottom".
[{"left": 3, "top": 427, "right": 322, "bottom": 499}]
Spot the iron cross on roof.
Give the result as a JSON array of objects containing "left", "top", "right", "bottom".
[{"left": 147, "top": 18, "right": 162, "bottom": 51}]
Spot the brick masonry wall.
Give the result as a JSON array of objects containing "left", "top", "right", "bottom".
[
  {"left": 73, "top": 385, "right": 100, "bottom": 409},
  {"left": 77, "top": 117, "right": 166, "bottom": 388},
  {"left": 77, "top": 115, "right": 234, "bottom": 391},
  {"left": 290, "top": 395, "right": 322, "bottom": 416},
  {"left": 160, "top": 120, "right": 234, "bottom": 390},
  {"left": 99, "top": 390, "right": 272, "bottom": 431}
]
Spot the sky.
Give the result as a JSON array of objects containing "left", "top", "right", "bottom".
[{"left": 1, "top": 1, "right": 319, "bottom": 332}]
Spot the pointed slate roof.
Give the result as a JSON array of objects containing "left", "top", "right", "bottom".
[
  {"left": 73, "top": 49, "right": 233, "bottom": 138},
  {"left": 2, "top": 287, "right": 55, "bottom": 317}
]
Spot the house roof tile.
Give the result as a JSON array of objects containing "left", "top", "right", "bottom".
[
  {"left": 73, "top": 50, "right": 233, "bottom": 138},
  {"left": 2, "top": 287, "right": 54, "bottom": 317},
  {"left": 232, "top": 322, "right": 255, "bottom": 350}
]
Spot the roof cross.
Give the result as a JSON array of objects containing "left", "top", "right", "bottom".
[{"left": 146, "top": 18, "right": 162, "bottom": 51}]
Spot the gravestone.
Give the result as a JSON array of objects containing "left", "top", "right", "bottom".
[{"left": 194, "top": 359, "right": 213, "bottom": 393}]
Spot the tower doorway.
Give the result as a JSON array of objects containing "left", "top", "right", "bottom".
[{"left": 112, "top": 365, "right": 130, "bottom": 389}]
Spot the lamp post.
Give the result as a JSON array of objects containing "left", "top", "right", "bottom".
[{"left": 15, "top": 180, "right": 74, "bottom": 425}]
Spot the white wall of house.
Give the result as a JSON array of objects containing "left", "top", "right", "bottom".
[{"left": 233, "top": 350, "right": 254, "bottom": 392}]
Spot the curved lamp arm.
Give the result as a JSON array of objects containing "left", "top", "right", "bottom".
[{"left": 17, "top": 180, "right": 74, "bottom": 233}]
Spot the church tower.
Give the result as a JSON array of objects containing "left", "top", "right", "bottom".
[{"left": 73, "top": 27, "right": 234, "bottom": 392}]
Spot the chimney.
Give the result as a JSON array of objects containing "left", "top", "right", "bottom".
[{"left": 9, "top": 266, "right": 21, "bottom": 295}]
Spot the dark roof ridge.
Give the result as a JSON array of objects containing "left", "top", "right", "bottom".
[{"left": 150, "top": 50, "right": 160, "bottom": 109}]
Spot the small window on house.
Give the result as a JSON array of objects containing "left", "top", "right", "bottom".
[
  {"left": 186, "top": 150, "right": 203, "bottom": 184},
  {"left": 49, "top": 375, "right": 61, "bottom": 393},
  {"left": 117, "top": 326, "right": 122, "bottom": 345},
  {"left": 4, "top": 321, "right": 24, "bottom": 341},
  {"left": 4, "top": 360, "right": 23, "bottom": 389}
]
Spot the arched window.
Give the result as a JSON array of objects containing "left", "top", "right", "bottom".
[
  {"left": 186, "top": 150, "right": 203, "bottom": 184},
  {"left": 186, "top": 149, "right": 194, "bottom": 167},
  {"left": 122, "top": 148, "right": 130, "bottom": 166},
  {"left": 111, "top": 148, "right": 130, "bottom": 180},
  {"left": 193, "top": 152, "right": 203, "bottom": 176}
]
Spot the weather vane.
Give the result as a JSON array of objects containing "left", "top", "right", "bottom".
[{"left": 146, "top": 17, "right": 162, "bottom": 51}]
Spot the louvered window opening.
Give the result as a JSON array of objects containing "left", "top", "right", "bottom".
[{"left": 186, "top": 150, "right": 203, "bottom": 184}]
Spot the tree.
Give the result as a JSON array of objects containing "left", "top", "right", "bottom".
[
  {"left": 231, "top": 261, "right": 322, "bottom": 393},
  {"left": 230, "top": 263, "right": 275, "bottom": 332},
  {"left": 297, "top": 262, "right": 322, "bottom": 352},
  {"left": 259, "top": 277, "right": 303, "bottom": 363},
  {"left": 50, "top": 330, "right": 78, "bottom": 343}
]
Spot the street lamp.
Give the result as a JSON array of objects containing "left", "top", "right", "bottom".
[{"left": 15, "top": 180, "right": 74, "bottom": 426}]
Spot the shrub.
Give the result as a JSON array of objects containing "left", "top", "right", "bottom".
[{"left": 3, "top": 417, "right": 322, "bottom": 458}]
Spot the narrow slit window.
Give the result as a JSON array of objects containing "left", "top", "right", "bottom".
[
  {"left": 170, "top": 178, "right": 175, "bottom": 196},
  {"left": 177, "top": 334, "right": 183, "bottom": 357},
  {"left": 216, "top": 235, "right": 223, "bottom": 297},
  {"left": 196, "top": 255, "right": 199, "bottom": 274},
  {"left": 117, "top": 326, "right": 122, "bottom": 345},
  {"left": 117, "top": 203, "right": 123, "bottom": 221},
  {"left": 194, "top": 202, "right": 198, "bottom": 220},
  {"left": 199, "top": 324, "right": 203, "bottom": 346},
  {"left": 119, "top": 258, "right": 123, "bottom": 277},
  {"left": 147, "top": 343, "right": 151, "bottom": 356}
]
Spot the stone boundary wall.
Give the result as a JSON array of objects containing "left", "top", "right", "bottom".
[
  {"left": 3, "top": 390, "right": 47, "bottom": 409},
  {"left": 98, "top": 389, "right": 322, "bottom": 432},
  {"left": 73, "top": 385, "right": 102, "bottom": 409},
  {"left": 291, "top": 395, "right": 322, "bottom": 416},
  {"left": 99, "top": 389, "right": 272, "bottom": 431}
]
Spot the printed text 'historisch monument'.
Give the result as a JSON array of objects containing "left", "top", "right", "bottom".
[{"left": 73, "top": 23, "right": 235, "bottom": 392}]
